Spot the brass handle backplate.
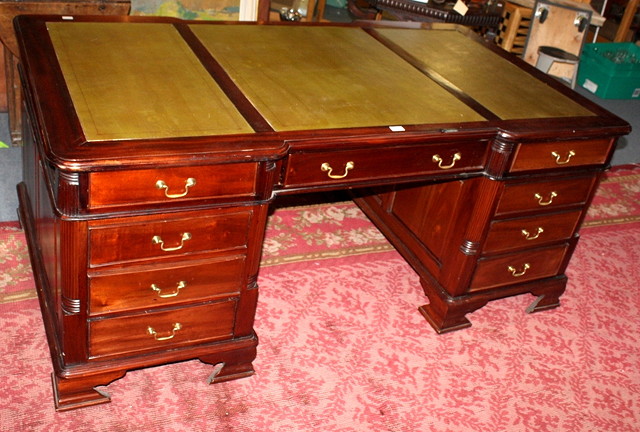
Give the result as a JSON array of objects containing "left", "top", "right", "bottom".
[
  {"left": 152, "top": 232, "right": 191, "bottom": 252},
  {"left": 321, "top": 161, "right": 354, "bottom": 179},
  {"left": 156, "top": 178, "right": 196, "bottom": 198},
  {"left": 534, "top": 191, "right": 557, "bottom": 206},
  {"left": 147, "top": 323, "right": 182, "bottom": 341},
  {"left": 432, "top": 152, "right": 461, "bottom": 169},
  {"left": 551, "top": 150, "right": 575, "bottom": 165},
  {"left": 151, "top": 281, "right": 186, "bottom": 298},
  {"left": 508, "top": 263, "right": 531, "bottom": 277},
  {"left": 521, "top": 227, "right": 544, "bottom": 240}
]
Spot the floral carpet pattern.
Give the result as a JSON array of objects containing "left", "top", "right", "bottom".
[
  {"left": 1, "top": 165, "right": 639, "bottom": 431},
  {"left": 583, "top": 166, "right": 640, "bottom": 228}
]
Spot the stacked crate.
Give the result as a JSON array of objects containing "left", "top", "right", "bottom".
[
  {"left": 495, "top": 1, "right": 533, "bottom": 54},
  {"left": 578, "top": 42, "right": 640, "bottom": 98}
]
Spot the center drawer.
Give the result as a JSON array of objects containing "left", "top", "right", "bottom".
[
  {"left": 88, "top": 300, "right": 237, "bottom": 358},
  {"left": 282, "top": 140, "right": 488, "bottom": 189}
]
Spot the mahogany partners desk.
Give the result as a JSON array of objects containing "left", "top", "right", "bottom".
[{"left": 14, "top": 15, "right": 630, "bottom": 411}]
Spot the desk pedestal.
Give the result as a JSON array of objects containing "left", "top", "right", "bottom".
[{"left": 354, "top": 167, "right": 595, "bottom": 333}]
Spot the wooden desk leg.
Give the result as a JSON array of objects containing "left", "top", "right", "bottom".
[
  {"left": 52, "top": 371, "right": 125, "bottom": 411},
  {"left": 418, "top": 277, "right": 489, "bottom": 334},
  {"left": 202, "top": 343, "right": 258, "bottom": 384},
  {"left": 525, "top": 276, "right": 567, "bottom": 313},
  {"left": 420, "top": 275, "right": 569, "bottom": 333}
]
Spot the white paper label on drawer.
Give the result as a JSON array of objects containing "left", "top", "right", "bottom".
[
  {"left": 453, "top": 0, "right": 469, "bottom": 15},
  {"left": 389, "top": 126, "right": 405, "bottom": 132},
  {"left": 632, "top": 88, "right": 640, "bottom": 98},
  {"left": 582, "top": 79, "right": 598, "bottom": 94}
]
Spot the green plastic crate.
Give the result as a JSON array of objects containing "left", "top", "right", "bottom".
[{"left": 577, "top": 43, "right": 640, "bottom": 99}]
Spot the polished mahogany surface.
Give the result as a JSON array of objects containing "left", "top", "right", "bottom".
[{"left": 15, "top": 15, "right": 630, "bottom": 411}]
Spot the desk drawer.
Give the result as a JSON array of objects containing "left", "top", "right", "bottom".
[
  {"left": 483, "top": 210, "right": 582, "bottom": 254},
  {"left": 89, "top": 256, "right": 245, "bottom": 315},
  {"left": 89, "top": 300, "right": 236, "bottom": 358},
  {"left": 495, "top": 176, "right": 597, "bottom": 216},
  {"left": 89, "top": 163, "right": 259, "bottom": 208},
  {"left": 89, "top": 210, "right": 251, "bottom": 266},
  {"left": 283, "top": 141, "right": 488, "bottom": 188},
  {"left": 469, "top": 245, "right": 568, "bottom": 292},
  {"left": 510, "top": 138, "right": 612, "bottom": 172}
]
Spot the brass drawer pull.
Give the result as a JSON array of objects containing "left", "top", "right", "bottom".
[
  {"left": 534, "top": 191, "right": 557, "bottom": 206},
  {"left": 432, "top": 152, "right": 461, "bottom": 170},
  {"left": 151, "top": 281, "right": 186, "bottom": 298},
  {"left": 521, "top": 227, "right": 544, "bottom": 240},
  {"left": 147, "top": 323, "right": 182, "bottom": 341},
  {"left": 155, "top": 178, "right": 196, "bottom": 198},
  {"left": 152, "top": 232, "right": 192, "bottom": 252},
  {"left": 321, "top": 161, "right": 354, "bottom": 179},
  {"left": 508, "top": 263, "right": 530, "bottom": 277},
  {"left": 431, "top": 152, "right": 462, "bottom": 169},
  {"left": 551, "top": 150, "right": 576, "bottom": 165}
]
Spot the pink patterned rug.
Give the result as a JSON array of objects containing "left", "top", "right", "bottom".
[{"left": 1, "top": 165, "right": 639, "bottom": 431}]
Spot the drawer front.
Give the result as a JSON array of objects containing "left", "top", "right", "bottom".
[
  {"left": 283, "top": 140, "right": 488, "bottom": 188},
  {"left": 469, "top": 245, "right": 569, "bottom": 291},
  {"left": 495, "top": 176, "right": 597, "bottom": 216},
  {"left": 89, "top": 300, "right": 236, "bottom": 358},
  {"left": 89, "top": 256, "right": 246, "bottom": 315},
  {"left": 89, "top": 211, "right": 251, "bottom": 266},
  {"left": 89, "top": 163, "right": 259, "bottom": 208},
  {"left": 510, "top": 138, "right": 612, "bottom": 172},
  {"left": 483, "top": 210, "right": 582, "bottom": 254}
]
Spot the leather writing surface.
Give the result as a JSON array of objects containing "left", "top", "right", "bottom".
[
  {"left": 47, "top": 22, "right": 254, "bottom": 141},
  {"left": 375, "top": 28, "right": 595, "bottom": 120},
  {"left": 191, "top": 25, "right": 486, "bottom": 131}
]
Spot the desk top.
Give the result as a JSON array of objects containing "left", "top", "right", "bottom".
[
  {"left": 48, "top": 21, "right": 591, "bottom": 140},
  {"left": 15, "top": 16, "right": 629, "bottom": 168}
]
